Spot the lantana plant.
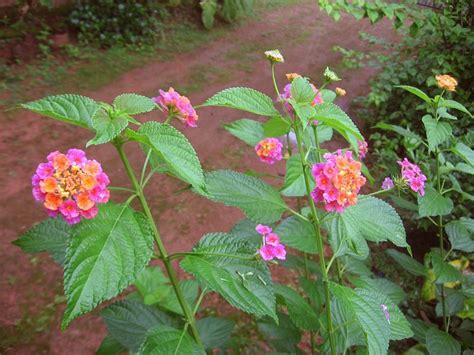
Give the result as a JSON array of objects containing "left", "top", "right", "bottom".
[{"left": 14, "top": 50, "right": 417, "bottom": 354}]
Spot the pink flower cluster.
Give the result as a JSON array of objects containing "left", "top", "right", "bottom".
[
  {"left": 32, "top": 149, "right": 110, "bottom": 224},
  {"left": 397, "top": 158, "right": 426, "bottom": 196},
  {"left": 256, "top": 224, "right": 286, "bottom": 261},
  {"left": 358, "top": 140, "right": 368, "bottom": 159},
  {"left": 280, "top": 82, "right": 324, "bottom": 115},
  {"left": 311, "top": 150, "right": 366, "bottom": 213},
  {"left": 153, "top": 87, "right": 198, "bottom": 128},
  {"left": 255, "top": 138, "right": 283, "bottom": 164}
]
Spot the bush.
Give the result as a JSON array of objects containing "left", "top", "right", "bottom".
[{"left": 69, "top": 0, "right": 165, "bottom": 47}]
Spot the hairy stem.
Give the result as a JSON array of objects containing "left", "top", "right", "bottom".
[
  {"left": 294, "top": 122, "right": 336, "bottom": 355},
  {"left": 115, "top": 142, "right": 203, "bottom": 346}
]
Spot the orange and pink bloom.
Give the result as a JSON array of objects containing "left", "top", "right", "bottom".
[
  {"left": 32, "top": 149, "right": 110, "bottom": 224},
  {"left": 255, "top": 138, "right": 283, "bottom": 164},
  {"left": 153, "top": 87, "right": 198, "bottom": 128},
  {"left": 311, "top": 150, "right": 366, "bottom": 213}
]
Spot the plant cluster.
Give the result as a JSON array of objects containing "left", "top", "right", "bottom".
[
  {"left": 318, "top": 0, "right": 474, "bottom": 226},
  {"left": 13, "top": 49, "right": 472, "bottom": 353},
  {"left": 200, "top": 0, "right": 255, "bottom": 29},
  {"left": 69, "top": 0, "right": 165, "bottom": 48}
]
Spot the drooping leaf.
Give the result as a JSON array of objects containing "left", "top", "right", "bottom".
[
  {"left": 422, "top": 115, "right": 452, "bottom": 152},
  {"left": 197, "top": 317, "right": 234, "bottom": 350},
  {"left": 203, "top": 87, "right": 279, "bottom": 116},
  {"left": 291, "top": 77, "right": 316, "bottom": 104},
  {"left": 263, "top": 116, "right": 291, "bottom": 137},
  {"left": 439, "top": 99, "right": 473, "bottom": 117},
  {"left": 13, "top": 217, "right": 70, "bottom": 265},
  {"left": 280, "top": 155, "right": 308, "bottom": 197},
  {"left": 138, "top": 325, "right": 205, "bottom": 354},
  {"left": 62, "top": 203, "right": 154, "bottom": 329},
  {"left": 452, "top": 142, "right": 474, "bottom": 166},
  {"left": 445, "top": 218, "right": 474, "bottom": 253},
  {"left": 329, "top": 283, "right": 390, "bottom": 354},
  {"left": 430, "top": 252, "right": 462, "bottom": 284},
  {"left": 425, "top": 327, "right": 461, "bottom": 355},
  {"left": 274, "top": 284, "right": 319, "bottom": 331},
  {"left": 205, "top": 170, "right": 287, "bottom": 224},
  {"left": 113, "top": 93, "right": 156, "bottom": 115},
  {"left": 312, "top": 102, "right": 363, "bottom": 141},
  {"left": 386, "top": 249, "right": 427, "bottom": 277},
  {"left": 180, "top": 233, "right": 277, "bottom": 321},
  {"left": 20, "top": 94, "right": 99, "bottom": 129},
  {"left": 200, "top": 0, "right": 218, "bottom": 29},
  {"left": 87, "top": 108, "right": 129, "bottom": 146},
  {"left": 375, "top": 122, "right": 422, "bottom": 142},
  {"left": 135, "top": 122, "right": 205, "bottom": 190},
  {"left": 101, "top": 300, "right": 176, "bottom": 352},
  {"left": 418, "top": 185, "right": 453, "bottom": 217},
  {"left": 275, "top": 216, "right": 317, "bottom": 254},
  {"left": 395, "top": 85, "right": 432, "bottom": 104},
  {"left": 223, "top": 119, "right": 264, "bottom": 146}
]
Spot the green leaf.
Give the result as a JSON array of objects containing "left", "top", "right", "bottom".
[
  {"left": 138, "top": 325, "right": 205, "bottom": 354},
  {"left": 136, "top": 122, "right": 205, "bottom": 190},
  {"left": 113, "top": 93, "right": 156, "bottom": 115},
  {"left": 96, "top": 335, "right": 127, "bottom": 355},
  {"left": 395, "top": 85, "right": 432, "bottom": 104},
  {"left": 422, "top": 115, "right": 452, "bottom": 151},
  {"left": 275, "top": 216, "right": 317, "bottom": 254},
  {"left": 229, "top": 219, "right": 261, "bottom": 245},
  {"left": 430, "top": 252, "right": 462, "bottom": 284},
  {"left": 257, "top": 313, "right": 301, "bottom": 353},
  {"left": 439, "top": 99, "right": 473, "bottom": 117},
  {"left": 292, "top": 103, "right": 315, "bottom": 127},
  {"left": 62, "top": 203, "right": 154, "bottom": 329},
  {"left": 181, "top": 233, "right": 277, "bottom": 321},
  {"left": 87, "top": 108, "right": 128, "bottom": 146},
  {"left": 197, "top": 317, "right": 234, "bottom": 350},
  {"left": 223, "top": 119, "right": 264, "bottom": 146},
  {"left": 332, "top": 196, "right": 408, "bottom": 254},
  {"left": 329, "top": 298, "right": 365, "bottom": 353},
  {"left": 200, "top": 0, "right": 217, "bottom": 29},
  {"left": 452, "top": 142, "right": 474, "bottom": 166},
  {"left": 418, "top": 185, "right": 453, "bottom": 217},
  {"left": 274, "top": 284, "right": 319, "bottom": 331},
  {"left": 205, "top": 170, "right": 287, "bottom": 224},
  {"left": 290, "top": 77, "right": 316, "bottom": 104},
  {"left": 350, "top": 276, "right": 406, "bottom": 304},
  {"left": 158, "top": 280, "right": 199, "bottom": 315},
  {"left": 20, "top": 94, "right": 99, "bottom": 129},
  {"left": 13, "top": 218, "right": 70, "bottom": 265},
  {"left": 445, "top": 218, "right": 474, "bottom": 253},
  {"left": 436, "top": 289, "right": 465, "bottom": 317},
  {"left": 355, "top": 288, "right": 413, "bottom": 341},
  {"left": 263, "top": 116, "right": 291, "bottom": 137},
  {"left": 386, "top": 249, "right": 427, "bottom": 277},
  {"left": 425, "top": 327, "right": 461, "bottom": 355},
  {"left": 329, "top": 283, "right": 390, "bottom": 354},
  {"left": 280, "top": 155, "right": 308, "bottom": 197},
  {"left": 101, "top": 300, "right": 176, "bottom": 352},
  {"left": 375, "top": 122, "right": 422, "bottom": 142},
  {"left": 203, "top": 87, "right": 279, "bottom": 116},
  {"left": 321, "top": 89, "right": 336, "bottom": 103},
  {"left": 312, "top": 103, "right": 363, "bottom": 141}
]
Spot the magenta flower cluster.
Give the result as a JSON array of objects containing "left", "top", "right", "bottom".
[
  {"left": 153, "top": 87, "right": 198, "bottom": 128},
  {"left": 397, "top": 158, "right": 426, "bottom": 196},
  {"left": 256, "top": 224, "right": 286, "bottom": 261}
]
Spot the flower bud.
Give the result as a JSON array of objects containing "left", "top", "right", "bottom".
[
  {"left": 264, "top": 49, "right": 284, "bottom": 63},
  {"left": 324, "top": 67, "right": 341, "bottom": 82},
  {"left": 335, "top": 87, "right": 346, "bottom": 96}
]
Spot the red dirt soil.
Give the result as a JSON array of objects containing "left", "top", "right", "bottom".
[{"left": 0, "top": 2, "right": 395, "bottom": 353}]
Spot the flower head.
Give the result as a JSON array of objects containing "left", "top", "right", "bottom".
[
  {"left": 335, "top": 87, "right": 346, "bottom": 96},
  {"left": 323, "top": 67, "right": 341, "bottom": 82},
  {"left": 382, "top": 177, "right": 394, "bottom": 190},
  {"left": 264, "top": 49, "right": 284, "bottom": 63},
  {"left": 358, "top": 140, "right": 368, "bottom": 159},
  {"left": 153, "top": 87, "right": 198, "bottom": 128},
  {"left": 435, "top": 74, "right": 457, "bottom": 92},
  {"left": 397, "top": 158, "right": 426, "bottom": 196},
  {"left": 255, "top": 138, "right": 283, "bottom": 164},
  {"left": 311, "top": 150, "right": 366, "bottom": 213},
  {"left": 32, "top": 149, "right": 110, "bottom": 224},
  {"left": 257, "top": 226, "right": 286, "bottom": 261}
]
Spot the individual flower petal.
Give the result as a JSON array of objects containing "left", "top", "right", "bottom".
[
  {"left": 256, "top": 224, "right": 272, "bottom": 235},
  {"left": 67, "top": 148, "right": 87, "bottom": 167},
  {"left": 265, "top": 233, "right": 280, "bottom": 246},
  {"left": 259, "top": 245, "right": 275, "bottom": 261},
  {"left": 382, "top": 177, "right": 394, "bottom": 190},
  {"left": 272, "top": 244, "right": 287, "bottom": 260}
]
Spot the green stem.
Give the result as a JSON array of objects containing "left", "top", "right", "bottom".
[
  {"left": 168, "top": 251, "right": 255, "bottom": 262},
  {"left": 271, "top": 63, "right": 281, "bottom": 98},
  {"left": 115, "top": 142, "right": 203, "bottom": 347},
  {"left": 294, "top": 122, "right": 336, "bottom": 355}
]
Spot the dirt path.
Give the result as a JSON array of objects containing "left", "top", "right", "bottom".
[{"left": 0, "top": 2, "right": 395, "bottom": 353}]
